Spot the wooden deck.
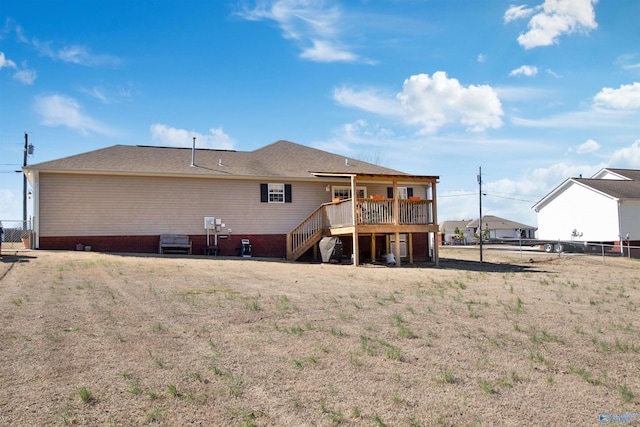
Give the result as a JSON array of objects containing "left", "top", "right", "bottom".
[{"left": 287, "top": 198, "right": 438, "bottom": 263}]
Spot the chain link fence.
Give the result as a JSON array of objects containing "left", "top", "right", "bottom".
[{"left": 1, "top": 219, "right": 33, "bottom": 249}]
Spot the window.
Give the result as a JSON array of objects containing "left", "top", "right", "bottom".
[
  {"left": 332, "top": 186, "right": 366, "bottom": 200},
  {"left": 261, "top": 183, "right": 292, "bottom": 203},
  {"left": 269, "top": 183, "right": 284, "bottom": 203},
  {"left": 398, "top": 187, "right": 408, "bottom": 200},
  {"left": 387, "top": 187, "right": 414, "bottom": 199}
]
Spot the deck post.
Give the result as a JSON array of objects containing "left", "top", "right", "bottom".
[
  {"left": 432, "top": 180, "right": 439, "bottom": 266},
  {"left": 393, "top": 180, "right": 401, "bottom": 266},
  {"left": 371, "top": 233, "right": 376, "bottom": 263},
  {"left": 351, "top": 175, "right": 359, "bottom": 265},
  {"left": 408, "top": 233, "right": 413, "bottom": 264}
]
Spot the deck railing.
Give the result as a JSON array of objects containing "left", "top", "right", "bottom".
[
  {"left": 325, "top": 199, "right": 353, "bottom": 228},
  {"left": 399, "top": 199, "right": 432, "bottom": 225},
  {"left": 324, "top": 198, "right": 434, "bottom": 226},
  {"left": 287, "top": 198, "right": 434, "bottom": 260},
  {"left": 287, "top": 204, "right": 326, "bottom": 259}
]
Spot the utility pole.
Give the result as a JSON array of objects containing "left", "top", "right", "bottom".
[
  {"left": 477, "top": 166, "right": 483, "bottom": 263},
  {"left": 23, "top": 133, "right": 28, "bottom": 229},
  {"left": 22, "top": 132, "right": 34, "bottom": 230}
]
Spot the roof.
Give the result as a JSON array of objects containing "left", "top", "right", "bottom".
[
  {"left": 439, "top": 220, "right": 473, "bottom": 232},
  {"left": 25, "top": 140, "right": 429, "bottom": 180},
  {"left": 466, "top": 215, "right": 536, "bottom": 230},
  {"left": 595, "top": 168, "right": 640, "bottom": 181},
  {"left": 533, "top": 168, "right": 640, "bottom": 211},
  {"left": 573, "top": 178, "right": 640, "bottom": 199}
]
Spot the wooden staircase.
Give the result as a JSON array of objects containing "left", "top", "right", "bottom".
[{"left": 286, "top": 204, "right": 327, "bottom": 261}]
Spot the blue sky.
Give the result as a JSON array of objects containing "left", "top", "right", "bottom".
[{"left": 2, "top": 0, "right": 640, "bottom": 227}]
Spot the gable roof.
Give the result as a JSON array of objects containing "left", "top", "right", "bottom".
[
  {"left": 593, "top": 168, "right": 640, "bottom": 181},
  {"left": 439, "top": 220, "right": 474, "bottom": 232},
  {"left": 25, "top": 140, "right": 425, "bottom": 180},
  {"left": 573, "top": 178, "right": 640, "bottom": 199},
  {"left": 533, "top": 168, "right": 640, "bottom": 211},
  {"left": 466, "top": 215, "right": 536, "bottom": 231}
]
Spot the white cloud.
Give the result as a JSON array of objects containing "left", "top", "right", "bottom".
[
  {"left": 34, "top": 94, "right": 113, "bottom": 135},
  {"left": 593, "top": 82, "right": 640, "bottom": 110},
  {"left": 509, "top": 0, "right": 598, "bottom": 49},
  {"left": 1, "top": 53, "right": 37, "bottom": 84},
  {"left": 545, "top": 68, "right": 562, "bottom": 78},
  {"left": 335, "top": 72, "right": 504, "bottom": 134},
  {"left": 477, "top": 53, "right": 487, "bottom": 63},
  {"left": 238, "top": 0, "right": 365, "bottom": 63},
  {"left": 609, "top": 139, "right": 640, "bottom": 168},
  {"left": 13, "top": 63, "right": 37, "bottom": 85},
  {"left": 0, "top": 51, "right": 17, "bottom": 69},
  {"left": 504, "top": 4, "right": 535, "bottom": 23},
  {"left": 150, "top": 124, "right": 236, "bottom": 150},
  {"left": 299, "top": 39, "right": 357, "bottom": 63},
  {"left": 576, "top": 138, "right": 600, "bottom": 154},
  {"left": 32, "top": 39, "right": 121, "bottom": 66},
  {"left": 398, "top": 72, "right": 503, "bottom": 133},
  {"left": 7, "top": 21, "right": 122, "bottom": 67},
  {"left": 509, "top": 65, "right": 538, "bottom": 77},
  {"left": 333, "top": 86, "right": 403, "bottom": 117},
  {"left": 512, "top": 107, "right": 638, "bottom": 129}
]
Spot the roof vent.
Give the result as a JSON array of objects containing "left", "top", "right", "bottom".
[
  {"left": 218, "top": 159, "right": 224, "bottom": 167},
  {"left": 345, "top": 159, "right": 352, "bottom": 166},
  {"left": 190, "top": 137, "right": 196, "bottom": 167}
]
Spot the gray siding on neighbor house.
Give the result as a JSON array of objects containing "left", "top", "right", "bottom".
[{"left": 38, "top": 173, "right": 339, "bottom": 237}]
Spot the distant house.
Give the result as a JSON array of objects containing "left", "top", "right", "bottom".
[
  {"left": 439, "top": 220, "right": 475, "bottom": 245},
  {"left": 532, "top": 168, "right": 640, "bottom": 253},
  {"left": 23, "top": 141, "right": 440, "bottom": 265},
  {"left": 465, "top": 215, "right": 536, "bottom": 240}
]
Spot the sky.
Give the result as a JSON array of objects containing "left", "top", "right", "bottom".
[{"left": 1, "top": 0, "right": 640, "bottom": 228}]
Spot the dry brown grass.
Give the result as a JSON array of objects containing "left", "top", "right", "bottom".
[{"left": 0, "top": 248, "right": 639, "bottom": 426}]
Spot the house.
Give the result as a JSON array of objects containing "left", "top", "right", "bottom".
[
  {"left": 439, "top": 220, "right": 475, "bottom": 245},
  {"left": 465, "top": 215, "right": 536, "bottom": 240},
  {"left": 532, "top": 168, "right": 640, "bottom": 254},
  {"left": 23, "top": 141, "right": 440, "bottom": 266}
]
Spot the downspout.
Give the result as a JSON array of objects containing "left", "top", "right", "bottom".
[{"left": 617, "top": 199, "right": 624, "bottom": 256}]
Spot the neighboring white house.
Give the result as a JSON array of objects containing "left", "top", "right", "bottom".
[
  {"left": 440, "top": 216, "right": 536, "bottom": 245},
  {"left": 466, "top": 215, "right": 536, "bottom": 240},
  {"left": 532, "top": 168, "right": 640, "bottom": 248},
  {"left": 439, "top": 220, "right": 475, "bottom": 245}
]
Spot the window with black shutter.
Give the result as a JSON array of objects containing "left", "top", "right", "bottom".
[{"left": 261, "top": 183, "right": 292, "bottom": 203}]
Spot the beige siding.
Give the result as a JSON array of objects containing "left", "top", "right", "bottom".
[
  {"left": 364, "top": 183, "right": 430, "bottom": 199},
  {"left": 39, "top": 173, "right": 338, "bottom": 237}
]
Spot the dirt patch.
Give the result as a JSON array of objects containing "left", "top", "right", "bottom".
[{"left": 0, "top": 248, "right": 639, "bottom": 426}]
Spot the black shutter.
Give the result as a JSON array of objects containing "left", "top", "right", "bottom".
[
  {"left": 260, "top": 183, "right": 268, "bottom": 202},
  {"left": 407, "top": 188, "right": 414, "bottom": 197},
  {"left": 387, "top": 187, "right": 393, "bottom": 198},
  {"left": 285, "top": 184, "right": 292, "bottom": 203}
]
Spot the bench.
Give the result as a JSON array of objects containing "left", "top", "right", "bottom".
[{"left": 159, "top": 234, "right": 192, "bottom": 254}]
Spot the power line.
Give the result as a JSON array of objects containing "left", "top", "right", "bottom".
[
  {"left": 483, "top": 193, "right": 539, "bottom": 203},
  {"left": 438, "top": 192, "right": 540, "bottom": 203}
]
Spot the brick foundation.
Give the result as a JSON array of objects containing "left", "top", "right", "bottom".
[
  {"left": 38, "top": 233, "right": 433, "bottom": 262},
  {"left": 38, "top": 234, "right": 287, "bottom": 258}
]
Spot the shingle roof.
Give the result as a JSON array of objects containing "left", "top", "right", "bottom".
[
  {"left": 439, "top": 220, "right": 473, "bottom": 231},
  {"left": 26, "top": 140, "right": 415, "bottom": 179},
  {"left": 575, "top": 178, "right": 640, "bottom": 199},
  {"left": 602, "top": 168, "right": 640, "bottom": 181},
  {"left": 466, "top": 215, "right": 536, "bottom": 230}
]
